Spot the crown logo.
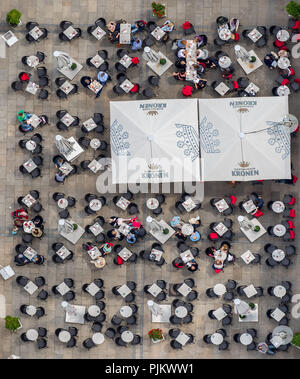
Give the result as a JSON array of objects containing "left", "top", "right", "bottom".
[
  {"left": 148, "top": 163, "right": 161, "bottom": 171},
  {"left": 239, "top": 161, "right": 250, "bottom": 168},
  {"left": 147, "top": 110, "right": 158, "bottom": 116},
  {"left": 238, "top": 108, "right": 249, "bottom": 113}
]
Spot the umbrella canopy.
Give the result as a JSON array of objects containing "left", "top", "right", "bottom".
[
  {"left": 55, "top": 135, "right": 76, "bottom": 156},
  {"left": 234, "top": 299, "right": 250, "bottom": 315},
  {"left": 110, "top": 99, "right": 201, "bottom": 184},
  {"left": 147, "top": 300, "right": 163, "bottom": 316},
  {"left": 199, "top": 96, "right": 291, "bottom": 181},
  {"left": 53, "top": 51, "right": 71, "bottom": 69}
]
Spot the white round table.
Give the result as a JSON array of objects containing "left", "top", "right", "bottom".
[
  {"left": 26, "top": 305, "right": 37, "bottom": 316},
  {"left": 240, "top": 333, "right": 253, "bottom": 346},
  {"left": 89, "top": 199, "right": 102, "bottom": 211},
  {"left": 181, "top": 224, "right": 194, "bottom": 236},
  {"left": 121, "top": 330, "right": 134, "bottom": 343},
  {"left": 271, "top": 201, "right": 285, "bottom": 213},
  {"left": 146, "top": 198, "right": 159, "bottom": 210},
  {"left": 59, "top": 330, "right": 71, "bottom": 343},
  {"left": 277, "top": 29, "right": 290, "bottom": 42},
  {"left": 92, "top": 332, "right": 105, "bottom": 345},
  {"left": 27, "top": 55, "right": 39, "bottom": 67},
  {"left": 57, "top": 198, "right": 68, "bottom": 209},
  {"left": 218, "top": 56, "right": 232, "bottom": 69},
  {"left": 278, "top": 57, "right": 290, "bottom": 69},
  {"left": 120, "top": 306, "right": 133, "bottom": 318},
  {"left": 88, "top": 305, "right": 101, "bottom": 317},
  {"left": 272, "top": 326, "right": 293, "bottom": 345},
  {"left": 273, "top": 224, "right": 287, "bottom": 237},
  {"left": 272, "top": 249, "right": 285, "bottom": 262},
  {"left": 23, "top": 221, "right": 35, "bottom": 233},
  {"left": 218, "top": 28, "right": 232, "bottom": 41},
  {"left": 283, "top": 114, "right": 298, "bottom": 133},
  {"left": 197, "top": 49, "right": 209, "bottom": 59},
  {"left": 175, "top": 306, "right": 188, "bottom": 318},
  {"left": 213, "top": 283, "right": 227, "bottom": 296},
  {"left": 277, "top": 85, "right": 291, "bottom": 96},
  {"left": 273, "top": 285, "right": 287, "bottom": 298},
  {"left": 25, "top": 140, "right": 37, "bottom": 151},
  {"left": 26, "top": 329, "right": 39, "bottom": 341},
  {"left": 211, "top": 332, "right": 224, "bottom": 345},
  {"left": 90, "top": 138, "right": 101, "bottom": 150}
]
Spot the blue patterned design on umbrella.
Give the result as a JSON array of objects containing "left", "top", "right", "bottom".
[
  {"left": 199, "top": 116, "right": 220, "bottom": 153},
  {"left": 175, "top": 124, "right": 200, "bottom": 161},
  {"left": 110, "top": 119, "right": 130, "bottom": 156},
  {"left": 266, "top": 121, "right": 290, "bottom": 160}
]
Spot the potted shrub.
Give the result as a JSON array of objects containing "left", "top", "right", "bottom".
[
  {"left": 5, "top": 316, "right": 22, "bottom": 332},
  {"left": 292, "top": 333, "right": 300, "bottom": 349},
  {"left": 159, "top": 58, "right": 167, "bottom": 65},
  {"left": 70, "top": 63, "right": 77, "bottom": 70},
  {"left": 152, "top": 2, "right": 166, "bottom": 18},
  {"left": 248, "top": 302, "right": 256, "bottom": 310},
  {"left": 6, "top": 9, "right": 22, "bottom": 27},
  {"left": 286, "top": 1, "right": 300, "bottom": 19},
  {"left": 148, "top": 328, "right": 165, "bottom": 343},
  {"left": 249, "top": 56, "right": 256, "bottom": 63},
  {"left": 239, "top": 314, "right": 246, "bottom": 319},
  {"left": 72, "top": 223, "right": 78, "bottom": 230},
  {"left": 252, "top": 225, "right": 260, "bottom": 232},
  {"left": 163, "top": 228, "right": 169, "bottom": 234}
]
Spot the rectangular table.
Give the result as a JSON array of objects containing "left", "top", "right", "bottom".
[
  {"left": 247, "top": 28, "right": 262, "bottom": 43},
  {"left": 88, "top": 160, "right": 103, "bottom": 173},
  {"left": 22, "top": 194, "right": 36, "bottom": 207},
  {"left": 24, "top": 281, "right": 38, "bottom": 295},
  {"left": 60, "top": 80, "right": 74, "bottom": 94},
  {"left": 271, "top": 308, "right": 285, "bottom": 322},
  {"left": 175, "top": 332, "right": 190, "bottom": 346},
  {"left": 23, "top": 159, "right": 37, "bottom": 173},
  {"left": 118, "top": 223, "right": 131, "bottom": 236},
  {"left": 120, "top": 79, "right": 134, "bottom": 93},
  {"left": 116, "top": 197, "right": 130, "bottom": 210},
  {"left": 59, "top": 162, "right": 73, "bottom": 176},
  {"left": 0, "top": 265, "right": 15, "bottom": 280},
  {"left": 215, "top": 82, "right": 230, "bottom": 96},
  {"left": 56, "top": 282, "right": 70, "bottom": 296},
  {"left": 245, "top": 82, "right": 260, "bottom": 95},
  {"left": 237, "top": 50, "right": 263, "bottom": 75},
  {"left": 148, "top": 283, "right": 162, "bottom": 297},
  {"left": 23, "top": 247, "right": 38, "bottom": 261},
  {"left": 87, "top": 247, "right": 101, "bottom": 260},
  {"left": 150, "top": 248, "right": 163, "bottom": 262},
  {"left": 215, "top": 199, "right": 229, "bottom": 213},
  {"left": 242, "top": 200, "right": 256, "bottom": 213},
  {"left": 61, "top": 113, "right": 75, "bottom": 127},
  {"left": 117, "top": 284, "right": 131, "bottom": 298},
  {"left": 90, "top": 54, "right": 104, "bottom": 68},
  {"left": 240, "top": 250, "right": 255, "bottom": 264},
  {"left": 243, "top": 284, "right": 258, "bottom": 298},
  {"left": 213, "top": 222, "right": 228, "bottom": 236},
  {"left": 149, "top": 220, "right": 175, "bottom": 244},
  {"left": 29, "top": 26, "right": 44, "bottom": 40},
  {"left": 62, "top": 137, "right": 84, "bottom": 162},
  {"left": 119, "top": 54, "right": 132, "bottom": 68},
  {"left": 213, "top": 307, "right": 227, "bottom": 321},
  {"left": 119, "top": 23, "right": 131, "bottom": 44},
  {"left": 86, "top": 282, "right": 100, "bottom": 296},
  {"left": 151, "top": 26, "right": 166, "bottom": 41},
  {"left": 88, "top": 80, "right": 103, "bottom": 94},
  {"left": 118, "top": 247, "right": 132, "bottom": 261},
  {"left": 2, "top": 30, "right": 18, "bottom": 46},
  {"left": 180, "top": 250, "right": 194, "bottom": 263},
  {"left": 59, "top": 219, "right": 85, "bottom": 244},
  {"left": 83, "top": 118, "right": 97, "bottom": 131},
  {"left": 182, "top": 198, "right": 196, "bottom": 212},
  {"left": 89, "top": 222, "right": 103, "bottom": 236},
  {"left": 27, "top": 114, "right": 42, "bottom": 128},
  {"left": 25, "top": 82, "right": 39, "bottom": 95},
  {"left": 63, "top": 26, "right": 78, "bottom": 40},
  {"left": 240, "top": 218, "right": 266, "bottom": 242},
  {"left": 57, "top": 58, "right": 83, "bottom": 80},
  {"left": 238, "top": 304, "right": 258, "bottom": 322},
  {"left": 91, "top": 26, "right": 106, "bottom": 40},
  {"left": 147, "top": 51, "right": 173, "bottom": 76},
  {"left": 177, "top": 283, "right": 192, "bottom": 297},
  {"left": 65, "top": 305, "right": 85, "bottom": 324},
  {"left": 56, "top": 246, "right": 71, "bottom": 260}
]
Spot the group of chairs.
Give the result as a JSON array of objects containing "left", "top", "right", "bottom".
[
  {"left": 18, "top": 133, "right": 43, "bottom": 155},
  {"left": 84, "top": 193, "right": 107, "bottom": 214},
  {"left": 52, "top": 278, "right": 76, "bottom": 301},
  {"left": 21, "top": 327, "right": 48, "bottom": 349},
  {"left": 84, "top": 216, "right": 106, "bottom": 243},
  {"left": 264, "top": 244, "right": 296, "bottom": 269},
  {"left": 172, "top": 279, "right": 198, "bottom": 302},
  {"left": 17, "top": 191, "right": 42, "bottom": 213},
  {"left": 55, "top": 327, "right": 78, "bottom": 348},
  {"left": 139, "top": 243, "right": 166, "bottom": 266},
  {"left": 81, "top": 112, "right": 105, "bottom": 134},
  {"left": 55, "top": 77, "right": 78, "bottom": 99},
  {"left": 234, "top": 329, "right": 258, "bottom": 351},
  {"left": 113, "top": 244, "right": 138, "bottom": 265},
  {"left": 112, "top": 281, "right": 136, "bottom": 303},
  {"left": 203, "top": 328, "right": 230, "bottom": 350},
  {"left": 51, "top": 242, "right": 74, "bottom": 264},
  {"left": 25, "top": 21, "right": 48, "bottom": 42},
  {"left": 170, "top": 298, "right": 194, "bottom": 325},
  {"left": 242, "top": 25, "right": 268, "bottom": 47},
  {"left": 144, "top": 279, "right": 167, "bottom": 302},
  {"left": 58, "top": 20, "right": 82, "bottom": 41},
  {"left": 86, "top": 49, "right": 109, "bottom": 71},
  {"left": 208, "top": 303, "right": 233, "bottom": 327},
  {"left": 16, "top": 275, "right": 48, "bottom": 301},
  {"left": 56, "top": 109, "right": 80, "bottom": 131},
  {"left": 169, "top": 328, "right": 194, "bottom": 350},
  {"left": 19, "top": 155, "right": 43, "bottom": 179}
]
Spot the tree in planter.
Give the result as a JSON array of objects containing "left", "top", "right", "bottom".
[
  {"left": 286, "top": 1, "right": 300, "bottom": 19},
  {"left": 292, "top": 333, "right": 300, "bottom": 348},
  {"left": 6, "top": 9, "right": 22, "bottom": 26},
  {"left": 5, "top": 316, "right": 21, "bottom": 332},
  {"left": 152, "top": 2, "right": 166, "bottom": 18}
]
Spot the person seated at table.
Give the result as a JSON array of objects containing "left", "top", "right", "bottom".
[
  {"left": 264, "top": 52, "right": 278, "bottom": 70},
  {"left": 97, "top": 71, "right": 109, "bottom": 85},
  {"left": 12, "top": 226, "right": 19, "bottom": 235},
  {"left": 14, "top": 219, "right": 24, "bottom": 228},
  {"left": 175, "top": 39, "right": 187, "bottom": 49},
  {"left": 220, "top": 242, "right": 230, "bottom": 253},
  {"left": 175, "top": 230, "right": 187, "bottom": 241},
  {"left": 126, "top": 232, "right": 137, "bottom": 244},
  {"left": 131, "top": 36, "right": 142, "bottom": 51},
  {"left": 135, "top": 20, "right": 147, "bottom": 32},
  {"left": 14, "top": 253, "right": 30, "bottom": 265},
  {"left": 53, "top": 156, "right": 64, "bottom": 168},
  {"left": 32, "top": 215, "right": 43, "bottom": 228},
  {"left": 195, "top": 34, "right": 208, "bottom": 47},
  {"left": 109, "top": 216, "right": 131, "bottom": 227},
  {"left": 186, "top": 259, "right": 198, "bottom": 272},
  {"left": 251, "top": 192, "right": 264, "bottom": 209},
  {"left": 161, "top": 20, "right": 175, "bottom": 33},
  {"left": 257, "top": 342, "right": 276, "bottom": 355},
  {"left": 17, "top": 110, "right": 31, "bottom": 122},
  {"left": 189, "top": 216, "right": 201, "bottom": 229},
  {"left": 107, "top": 21, "right": 120, "bottom": 43},
  {"left": 20, "top": 114, "right": 34, "bottom": 132},
  {"left": 212, "top": 260, "right": 224, "bottom": 273},
  {"left": 172, "top": 258, "right": 184, "bottom": 269},
  {"left": 99, "top": 242, "right": 114, "bottom": 256},
  {"left": 193, "top": 77, "right": 207, "bottom": 91},
  {"left": 204, "top": 57, "right": 218, "bottom": 69},
  {"left": 128, "top": 217, "right": 141, "bottom": 229},
  {"left": 32, "top": 227, "right": 43, "bottom": 238},
  {"left": 81, "top": 76, "right": 92, "bottom": 88},
  {"left": 205, "top": 247, "right": 216, "bottom": 258},
  {"left": 173, "top": 71, "right": 186, "bottom": 81},
  {"left": 177, "top": 48, "right": 187, "bottom": 59},
  {"left": 175, "top": 59, "right": 186, "bottom": 70},
  {"left": 55, "top": 171, "right": 66, "bottom": 183},
  {"left": 107, "top": 228, "right": 124, "bottom": 241},
  {"left": 33, "top": 255, "right": 44, "bottom": 264},
  {"left": 12, "top": 208, "right": 28, "bottom": 220}
]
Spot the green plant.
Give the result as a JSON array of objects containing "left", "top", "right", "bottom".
[
  {"left": 248, "top": 302, "right": 255, "bottom": 309},
  {"left": 6, "top": 9, "right": 22, "bottom": 26},
  {"left": 70, "top": 63, "right": 77, "bottom": 70},
  {"left": 163, "top": 228, "right": 169, "bottom": 234},
  {"left": 286, "top": 1, "right": 300, "bottom": 19},
  {"left": 250, "top": 56, "right": 256, "bottom": 63},
  {"left": 253, "top": 225, "right": 260, "bottom": 232},
  {"left": 5, "top": 316, "right": 21, "bottom": 332},
  {"left": 160, "top": 58, "right": 167, "bottom": 65},
  {"left": 148, "top": 328, "right": 164, "bottom": 340},
  {"left": 73, "top": 224, "right": 78, "bottom": 230},
  {"left": 292, "top": 333, "right": 300, "bottom": 347},
  {"left": 239, "top": 314, "right": 246, "bottom": 319},
  {"left": 152, "top": 2, "right": 166, "bottom": 18}
]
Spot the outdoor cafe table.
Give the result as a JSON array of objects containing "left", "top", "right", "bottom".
[
  {"left": 59, "top": 330, "right": 71, "bottom": 343},
  {"left": 23, "top": 246, "right": 38, "bottom": 260},
  {"left": 240, "top": 333, "right": 253, "bottom": 346},
  {"left": 24, "top": 281, "right": 38, "bottom": 295},
  {"left": 23, "top": 159, "right": 37, "bottom": 173},
  {"left": 22, "top": 194, "right": 36, "bottom": 207},
  {"left": 180, "top": 250, "right": 194, "bottom": 263},
  {"left": 87, "top": 246, "right": 101, "bottom": 260},
  {"left": 213, "top": 222, "right": 228, "bottom": 237},
  {"left": 121, "top": 330, "right": 134, "bottom": 343},
  {"left": 148, "top": 283, "right": 162, "bottom": 297},
  {"left": 29, "top": 26, "right": 44, "bottom": 40},
  {"left": 211, "top": 332, "right": 224, "bottom": 345},
  {"left": 91, "top": 26, "right": 106, "bottom": 40},
  {"left": 146, "top": 198, "right": 159, "bottom": 210},
  {"left": 25, "top": 140, "right": 37, "bottom": 151},
  {"left": 119, "top": 23, "right": 131, "bottom": 44},
  {"left": 120, "top": 306, "right": 133, "bottom": 318},
  {"left": 214, "top": 82, "right": 230, "bottom": 96},
  {"left": 271, "top": 201, "right": 285, "bottom": 213},
  {"left": 118, "top": 223, "right": 131, "bottom": 237},
  {"left": 218, "top": 27, "right": 232, "bottom": 41},
  {"left": 90, "top": 138, "right": 101, "bottom": 150},
  {"left": 277, "top": 29, "right": 290, "bottom": 42},
  {"left": 241, "top": 250, "right": 255, "bottom": 264},
  {"left": 175, "top": 306, "right": 188, "bottom": 318},
  {"left": 218, "top": 56, "right": 232, "bottom": 69},
  {"left": 61, "top": 113, "right": 75, "bottom": 126},
  {"left": 89, "top": 222, "right": 103, "bottom": 236},
  {"left": 57, "top": 198, "right": 68, "bottom": 209},
  {"left": 117, "top": 284, "right": 131, "bottom": 298},
  {"left": 149, "top": 220, "right": 175, "bottom": 244},
  {"left": 86, "top": 282, "right": 100, "bottom": 296},
  {"left": 272, "top": 326, "right": 293, "bottom": 345},
  {"left": 59, "top": 162, "right": 73, "bottom": 176},
  {"left": 247, "top": 28, "right": 262, "bottom": 42},
  {"left": 274, "top": 285, "right": 287, "bottom": 298},
  {"left": 63, "top": 25, "right": 78, "bottom": 40},
  {"left": 150, "top": 248, "right": 163, "bottom": 261},
  {"left": 278, "top": 57, "right": 290, "bottom": 70},
  {"left": 118, "top": 247, "right": 133, "bottom": 261},
  {"left": 245, "top": 82, "right": 260, "bottom": 95},
  {"left": 26, "top": 305, "right": 37, "bottom": 316},
  {"left": 119, "top": 54, "right": 132, "bottom": 68},
  {"left": 26, "top": 329, "right": 39, "bottom": 341},
  {"left": 175, "top": 332, "right": 190, "bottom": 346},
  {"left": 25, "top": 82, "right": 39, "bottom": 95},
  {"left": 182, "top": 197, "right": 196, "bottom": 212},
  {"left": 177, "top": 283, "right": 192, "bottom": 297},
  {"left": 273, "top": 225, "right": 287, "bottom": 237},
  {"left": 92, "top": 333, "right": 105, "bottom": 345},
  {"left": 277, "top": 85, "right": 291, "bottom": 96},
  {"left": 212, "top": 307, "right": 227, "bottom": 321},
  {"left": 147, "top": 51, "right": 173, "bottom": 76},
  {"left": 88, "top": 80, "right": 103, "bottom": 94},
  {"left": 213, "top": 250, "right": 227, "bottom": 263},
  {"left": 116, "top": 196, "right": 130, "bottom": 210},
  {"left": 88, "top": 305, "right": 101, "bottom": 317},
  {"left": 181, "top": 223, "right": 194, "bottom": 236},
  {"left": 271, "top": 308, "right": 286, "bottom": 322},
  {"left": 272, "top": 249, "right": 285, "bottom": 262},
  {"left": 58, "top": 57, "right": 83, "bottom": 80},
  {"left": 151, "top": 26, "right": 166, "bottom": 40},
  {"left": 89, "top": 199, "right": 102, "bottom": 211},
  {"left": 213, "top": 284, "right": 226, "bottom": 296},
  {"left": 83, "top": 118, "right": 97, "bottom": 131},
  {"left": 243, "top": 284, "right": 257, "bottom": 298},
  {"left": 88, "top": 160, "right": 103, "bottom": 174},
  {"left": 237, "top": 50, "right": 263, "bottom": 75},
  {"left": 60, "top": 80, "right": 74, "bottom": 95},
  {"left": 215, "top": 199, "right": 229, "bottom": 213},
  {"left": 27, "top": 114, "right": 42, "bottom": 128},
  {"left": 270, "top": 335, "right": 283, "bottom": 348},
  {"left": 23, "top": 221, "right": 35, "bottom": 233},
  {"left": 56, "top": 282, "right": 70, "bottom": 296},
  {"left": 90, "top": 54, "right": 104, "bottom": 68},
  {"left": 56, "top": 246, "right": 71, "bottom": 260},
  {"left": 120, "top": 79, "right": 134, "bottom": 93},
  {"left": 26, "top": 55, "right": 39, "bottom": 68}
]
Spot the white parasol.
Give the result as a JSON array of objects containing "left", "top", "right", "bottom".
[
  {"left": 234, "top": 299, "right": 251, "bottom": 315},
  {"left": 234, "top": 45, "right": 250, "bottom": 61},
  {"left": 147, "top": 300, "right": 163, "bottom": 316},
  {"left": 55, "top": 135, "right": 76, "bottom": 156},
  {"left": 58, "top": 219, "right": 74, "bottom": 234},
  {"left": 53, "top": 51, "right": 71, "bottom": 69}
]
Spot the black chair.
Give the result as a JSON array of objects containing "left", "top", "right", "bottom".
[
  {"left": 38, "top": 327, "right": 47, "bottom": 337},
  {"left": 83, "top": 338, "right": 95, "bottom": 350},
  {"left": 142, "top": 88, "right": 154, "bottom": 98},
  {"left": 11, "top": 81, "right": 23, "bottom": 91},
  {"left": 38, "top": 89, "right": 49, "bottom": 100},
  {"left": 170, "top": 340, "right": 182, "bottom": 350},
  {"left": 60, "top": 20, "right": 73, "bottom": 30},
  {"left": 34, "top": 276, "right": 46, "bottom": 287},
  {"left": 37, "top": 338, "right": 47, "bottom": 349},
  {"left": 148, "top": 76, "right": 160, "bottom": 86}
]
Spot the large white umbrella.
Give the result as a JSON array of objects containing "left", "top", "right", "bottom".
[
  {"left": 53, "top": 51, "right": 71, "bottom": 69},
  {"left": 147, "top": 300, "right": 163, "bottom": 316},
  {"left": 234, "top": 299, "right": 251, "bottom": 316},
  {"left": 110, "top": 99, "right": 201, "bottom": 184},
  {"left": 55, "top": 135, "right": 76, "bottom": 156},
  {"left": 199, "top": 96, "right": 291, "bottom": 181}
]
